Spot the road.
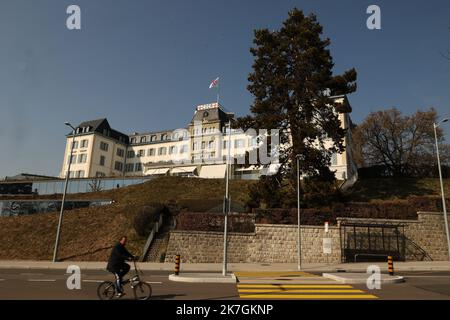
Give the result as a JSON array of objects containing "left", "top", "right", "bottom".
[{"left": 0, "top": 269, "right": 450, "bottom": 300}]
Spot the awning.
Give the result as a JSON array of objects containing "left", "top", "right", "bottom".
[
  {"left": 170, "top": 166, "right": 197, "bottom": 174},
  {"left": 199, "top": 164, "right": 227, "bottom": 178},
  {"left": 145, "top": 168, "right": 170, "bottom": 175},
  {"left": 258, "top": 163, "right": 281, "bottom": 175},
  {"left": 236, "top": 165, "right": 261, "bottom": 172}
]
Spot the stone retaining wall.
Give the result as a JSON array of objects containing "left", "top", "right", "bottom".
[{"left": 165, "top": 211, "right": 450, "bottom": 263}]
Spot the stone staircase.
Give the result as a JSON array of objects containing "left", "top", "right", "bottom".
[{"left": 145, "top": 220, "right": 173, "bottom": 262}]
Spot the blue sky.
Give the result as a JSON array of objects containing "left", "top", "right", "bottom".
[{"left": 0, "top": 0, "right": 449, "bottom": 177}]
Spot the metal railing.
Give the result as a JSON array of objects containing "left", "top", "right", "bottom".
[{"left": 141, "top": 214, "right": 164, "bottom": 261}]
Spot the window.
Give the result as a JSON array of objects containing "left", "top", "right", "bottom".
[
  {"left": 223, "top": 141, "right": 228, "bottom": 149},
  {"left": 80, "top": 140, "right": 88, "bottom": 148},
  {"left": 69, "top": 171, "right": 75, "bottom": 178},
  {"left": 96, "top": 171, "right": 106, "bottom": 177},
  {"left": 100, "top": 141, "right": 109, "bottom": 151},
  {"left": 135, "top": 163, "right": 142, "bottom": 172},
  {"left": 150, "top": 135, "right": 157, "bottom": 142},
  {"left": 100, "top": 155, "right": 106, "bottom": 166},
  {"left": 116, "top": 148, "right": 125, "bottom": 158},
  {"left": 140, "top": 136, "right": 147, "bottom": 143},
  {"left": 169, "top": 146, "right": 177, "bottom": 155},
  {"left": 158, "top": 147, "right": 167, "bottom": 155},
  {"left": 137, "top": 150, "right": 145, "bottom": 157},
  {"left": 248, "top": 137, "right": 258, "bottom": 147},
  {"left": 208, "top": 141, "right": 215, "bottom": 149},
  {"left": 193, "top": 142, "right": 199, "bottom": 150},
  {"left": 76, "top": 170, "right": 85, "bottom": 178},
  {"left": 127, "top": 150, "right": 135, "bottom": 158},
  {"left": 180, "top": 145, "right": 188, "bottom": 154},
  {"left": 147, "top": 148, "right": 155, "bottom": 156},
  {"left": 131, "top": 137, "right": 136, "bottom": 144},
  {"left": 78, "top": 154, "right": 87, "bottom": 163},
  {"left": 161, "top": 134, "right": 167, "bottom": 141},
  {"left": 235, "top": 139, "right": 245, "bottom": 148},
  {"left": 114, "top": 161, "right": 123, "bottom": 172},
  {"left": 331, "top": 153, "right": 338, "bottom": 166},
  {"left": 125, "top": 163, "right": 134, "bottom": 172},
  {"left": 67, "top": 155, "right": 76, "bottom": 165},
  {"left": 201, "top": 141, "right": 206, "bottom": 149},
  {"left": 72, "top": 141, "right": 78, "bottom": 149}
]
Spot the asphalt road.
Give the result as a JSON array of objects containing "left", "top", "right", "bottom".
[{"left": 0, "top": 269, "right": 450, "bottom": 300}]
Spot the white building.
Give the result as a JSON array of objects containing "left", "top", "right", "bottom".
[{"left": 60, "top": 98, "right": 357, "bottom": 182}]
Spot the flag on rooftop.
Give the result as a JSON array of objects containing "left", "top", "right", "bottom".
[{"left": 209, "top": 77, "right": 219, "bottom": 89}]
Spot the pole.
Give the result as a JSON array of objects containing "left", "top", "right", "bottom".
[
  {"left": 217, "top": 79, "right": 220, "bottom": 106},
  {"left": 297, "top": 156, "right": 302, "bottom": 270},
  {"left": 222, "top": 120, "right": 232, "bottom": 276},
  {"left": 434, "top": 122, "right": 450, "bottom": 260},
  {"left": 53, "top": 128, "right": 76, "bottom": 262}
]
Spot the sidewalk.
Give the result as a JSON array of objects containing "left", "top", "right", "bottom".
[{"left": 0, "top": 260, "right": 449, "bottom": 272}]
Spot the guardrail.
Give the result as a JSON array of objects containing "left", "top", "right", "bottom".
[{"left": 141, "top": 214, "right": 164, "bottom": 261}]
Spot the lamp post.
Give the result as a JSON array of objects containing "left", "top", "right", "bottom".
[
  {"left": 53, "top": 122, "right": 77, "bottom": 262},
  {"left": 296, "top": 154, "right": 302, "bottom": 270},
  {"left": 434, "top": 118, "right": 450, "bottom": 260},
  {"left": 222, "top": 120, "right": 232, "bottom": 276}
]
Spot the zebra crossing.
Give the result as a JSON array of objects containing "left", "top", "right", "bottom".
[
  {"left": 237, "top": 283, "right": 378, "bottom": 299},
  {"left": 234, "top": 271, "right": 378, "bottom": 300}
]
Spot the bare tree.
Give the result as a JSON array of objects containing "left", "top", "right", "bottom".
[{"left": 354, "top": 107, "right": 448, "bottom": 177}]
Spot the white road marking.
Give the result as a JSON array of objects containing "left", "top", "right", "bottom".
[
  {"left": 82, "top": 280, "right": 104, "bottom": 283},
  {"left": 146, "top": 281, "right": 162, "bottom": 284},
  {"left": 0, "top": 279, "right": 5, "bottom": 281},
  {"left": 28, "top": 279, "right": 56, "bottom": 282},
  {"left": 21, "top": 273, "right": 44, "bottom": 276}
]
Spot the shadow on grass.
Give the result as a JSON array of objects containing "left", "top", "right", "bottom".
[{"left": 347, "top": 178, "right": 437, "bottom": 201}]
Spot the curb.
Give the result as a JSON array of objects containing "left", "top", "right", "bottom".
[
  {"left": 322, "top": 273, "right": 405, "bottom": 284},
  {"left": 168, "top": 273, "right": 237, "bottom": 283}
]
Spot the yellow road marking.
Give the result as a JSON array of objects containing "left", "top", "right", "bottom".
[
  {"left": 237, "top": 284, "right": 354, "bottom": 289},
  {"left": 234, "top": 271, "right": 316, "bottom": 278},
  {"left": 239, "top": 289, "right": 365, "bottom": 293},
  {"left": 239, "top": 294, "right": 378, "bottom": 299}
]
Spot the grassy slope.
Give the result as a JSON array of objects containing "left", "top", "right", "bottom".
[
  {"left": 346, "top": 178, "right": 450, "bottom": 202},
  {"left": 0, "top": 177, "right": 254, "bottom": 261}
]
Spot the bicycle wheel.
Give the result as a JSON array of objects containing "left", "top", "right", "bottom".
[
  {"left": 133, "top": 281, "right": 152, "bottom": 300},
  {"left": 97, "top": 281, "right": 116, "bottom": 300}
]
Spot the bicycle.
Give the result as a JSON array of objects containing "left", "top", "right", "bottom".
[{"left": 97, "top": 258, "right": 152, "bottom": 300}]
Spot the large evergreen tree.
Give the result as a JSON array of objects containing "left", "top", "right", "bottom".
[{"left": 237, "top": 9, "right": 357, "bottom": 207}]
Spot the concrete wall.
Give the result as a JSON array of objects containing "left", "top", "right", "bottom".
[{"left": 165, "top": 211, "right": 450, "bottom": 263}]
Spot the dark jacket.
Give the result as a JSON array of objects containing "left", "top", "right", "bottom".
[{"left": 107, "top": 242, "right": 133, "bottom": 272}]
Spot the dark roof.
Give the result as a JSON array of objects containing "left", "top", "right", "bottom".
[
  {"left": 190, "top": 107, "right": 234, "bottom": 124},
  {"left": 4, "top": 173, "right": 58, "bottom": 181},
  {"left": 68, "top": 118, "right": 129, "bottom": 144}
]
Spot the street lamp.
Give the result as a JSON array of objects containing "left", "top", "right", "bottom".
[
  {"left": 222, "top": 120, "right": 232, "bottom": 276},
  {"left": 296, "top": 154, "right": 302, "bottom": 270},
  {"left": 433, "top": 118, "right": 450, "bottom": 260},
  {"left": 53, "top": 122, "right": 78, "bottom": 262}
]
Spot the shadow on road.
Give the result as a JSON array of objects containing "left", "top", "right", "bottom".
[{"left": 150, "top": 294, "right": 186, "bottom": 300}]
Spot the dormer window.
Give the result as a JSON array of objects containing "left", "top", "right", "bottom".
[
  {"left": 140, "top": 136, "right": 147, "bottom": 143},
  {"left": 151, "top": 135, "right": 157, "bottom": 142},
  {"left": 131, "top": 137, "right": 136, "bottom": 144},
  {"left": 161, "top": 134, "right": 167, "bottom": 141}
]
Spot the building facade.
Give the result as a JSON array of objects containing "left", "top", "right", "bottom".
[{"left": 60, "top": 98, "right": 357, "bottom": 182}]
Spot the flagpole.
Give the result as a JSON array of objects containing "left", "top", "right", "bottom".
[{"left": 217, "top": 80, "right": 220, "bottom": 105}]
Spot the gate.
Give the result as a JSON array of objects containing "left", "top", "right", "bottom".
[{"left": 340, "top": 220, "right": 406, "bottom": 263}]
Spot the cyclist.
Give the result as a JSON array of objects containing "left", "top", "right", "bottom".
[{"left": 106, "top": 236, "right": 136, "bottom": 297}]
